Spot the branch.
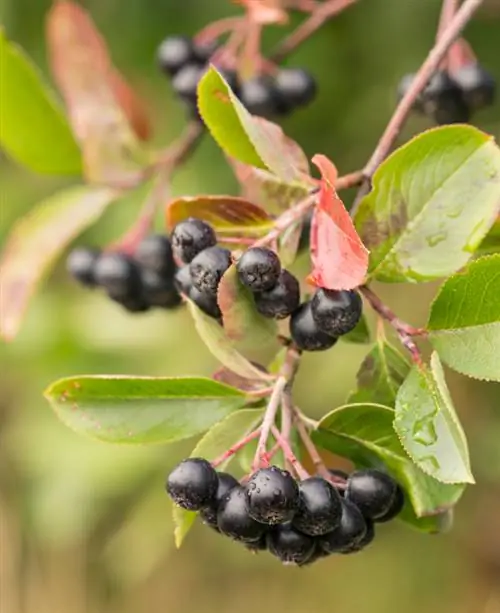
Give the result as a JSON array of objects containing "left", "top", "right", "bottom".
[
  {"left": 212, "top": 428, "right": 261, "bottom": 468},
  {"left": 252, "top": 376, "right": 287, "bottom": 471},
  {"left": 271, "top": 425, "right": 309, "bottom": 480}
]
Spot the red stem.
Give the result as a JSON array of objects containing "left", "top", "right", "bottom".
[
  {"left": 252, "top": 376, "right": 287, "bottom": 471},
  {"left": 211, "top": 428, "right": 261, "bottom": 468},
  {"left": 195, "top": 17, "right": 243, "bottom": 44},
  {"left": 271, "top": 425, "right": 309, "bottom": 480}
]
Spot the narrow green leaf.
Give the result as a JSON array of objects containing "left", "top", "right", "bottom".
[
  {"left": 0, "top": 185, "right": 117, "bottom": 341},
  {"left": 187, "top": 302, "right": 274, "bottom": 382},
  {"left": 172, "top": 408, "right": 263, "bottom": 547},
  {"left": 427, "top": 255, "right": 500, "bottom": 381},
  {"left": 476, "top": 217, "right": 500, "bottom": 256},
  {"left": 0, "top": 29, "right": 81, "bottom": 174},
  {"left": 198, "top": 66, "right": 305, "bottom": 183},
  {"left": 341, "top": 313, "right": 371, "bottom": 344},
  {"left": 44, "top": 376, "right": 248, "bottom": 444},
  {"left": 354, "top": 125, "right": 500, "bottom": 282},
  {"left": 394, "top": 353, "right": 474, "bottom": 484},
  {"left": 312, "top": 403, "right": 464, "bottom": 532},
  {"left": 348, "top": 339, "right": 410, "bottom": 404}
]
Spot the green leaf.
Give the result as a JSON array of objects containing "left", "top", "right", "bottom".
[
  {"left": 198, "top": 66, "right": 306, "bottom": 183},
  {"left": 341, "top": 313, "right": 371, "bottom": 344},
  {"left": 217, "top": 265, "right": 278, "bottom": 349},
  {"left": 348, "top": 339, "right": 410, "bottom": 404},
  {"left": 187, "top": 302, "right": 274, "bottom": 382},
  {"left": 0, "top": 185, "right": 117, "bottom": 341},
  {"left": 0, "top": 29, "right": 81, "bottom": 174},
  {"left": 44, "top": 376, "right": 248, "bottom": 444},
  {"left": 172, "top": 408, "right": 263, "bottom": 547},
  {"left": 354, "top": 125, "right": 500, "bottom": 282},
  {"left": 312, "top": 403, "right": 464, "bottom": 532},
  {"left": 476, "top": 217, "right": 500, "bottom": 256},
  {"left": 427, "top": 255, "right": 500, "bottom": 381},
  {"left": 394, "top": 352, "right": 474, "bottom": 484}
]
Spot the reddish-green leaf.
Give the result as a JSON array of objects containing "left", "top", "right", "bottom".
[
  {"left": 309, "top": 154, "right": 369, "bottom": 290},
  {"left": 109, "top": 69, "right": 152, "bottom": 142},
  {"left": 0, "top": 185, "right": 117, "bottom": 341}
]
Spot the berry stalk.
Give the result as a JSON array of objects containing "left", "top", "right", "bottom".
[
  {"left": 270, "top": 425, "right": 309, "bottom": 480},
  {"left": 211, "top": 428, "right": 262, "bottom": 468},
  {"left": 252, "top": 376, "right": 288, "bottom": 471}
]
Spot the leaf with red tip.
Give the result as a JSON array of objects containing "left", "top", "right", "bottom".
[
  {"left": 308, "top": 154, "right": 369, "bottom": 290},
  {"left": 109, "top": 70, "right": 152, "bottom": 142}
]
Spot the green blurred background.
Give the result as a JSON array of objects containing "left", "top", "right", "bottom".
[{"left": 1, "top": 1, "right": 500, "bottom": 612}]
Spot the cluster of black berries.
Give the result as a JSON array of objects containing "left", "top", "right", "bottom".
[
  {"left": 157, "top": 34, "right": 317, "bottom": 118},
  {"left": 66, "top": 235, "right": 181, "bottom": 313},
  {"left": 166, "top": 459, "right": 404, "bottom": 565},
  {"left": 398, "top": 64, "right": 495, "bottom": 125}
]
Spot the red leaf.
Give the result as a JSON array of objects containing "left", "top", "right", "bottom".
[{"left": 308, "top": 154, "right": 369, "bottom": 290}]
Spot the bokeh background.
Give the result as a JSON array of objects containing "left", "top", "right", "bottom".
[{"left": 1, "top": 1, "right": 500, "bottom": 612}]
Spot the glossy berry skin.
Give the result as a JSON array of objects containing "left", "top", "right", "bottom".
[
  {"left": 174, "top": 265, "right": 192, "bottom": 295},
  {"left": 421, "top": 71, "right": 469, "bottom": 124},
  {"left": 319, "top": 498, "right": 368, "bottom": 554},
  {"left": 189, "top": 246, "right": 232, "bottom": 295},
  {"left": 237, "top": 247, "right": 281, "bottom": 292},
  {"left": 200, "top": 472, "right": 240, "bottom": 529},
  {"left": 66, "top": 247, "right": 101, "bottom": 287},
  {"left": 289, "top": 301, "right": 338, "bottom": 352},
  {"left": 166, "top": 458, "right": 218, "bottom": 511},
  {"left": 341, "top": 519, "right": 375, "bottom": 554},
  {"left": 375, "top": 483, "right": 405, "bottom": 523},
  {"left": 157, "top": 35, "right": 195, "bottom": 76},
  {"left": 267, "top": 523, "right": 315, "bottom": 566},
  {"left": 452, "top": 63, "right": 495, "bottom": 110},
  {"left": 244, "top": 534, "right": 268, "bottom": 552},
  {"left": 189, "top": 286, "right": 222, "bottom": 320},
  {"left": 346, "top": 469, "right": 398, "bottom": 520},
  {"left": 217, "top": 485, "right": 266, "bottom": 542},
  {"left": 94, "top": 252, "right": 142, "bottom": 299},
  {"left": 141, "top": 270, "right": 181, "bottom": 309},
  {"left": 135, "top": 235, "right": 175, "bottom": 278},
  {"left": 111, "top": 294, "right": 150, "bottom": 313},
  {"left": 311, "top": 288, "right": 363, "bottom": 337},
  {"left": 292, "top": 477, "right": 343, "bottom": 536},
  {"left": 274, "top": 68, "right": 317, "bottom": 109},
  {"left": 239, "top": 76, "right": 279, "bottom": 117},
  {"left": 171, "top": 218, "right": 217, "bottom": 264},
  {"left": 172, "top": 64, "right": 206, "bottom": 104},
  {"left": 254, "top": 270, "right": 300, "bottom": 319},
  {"left": 245, "top": 466, "right": 299, "bottom": 525}
]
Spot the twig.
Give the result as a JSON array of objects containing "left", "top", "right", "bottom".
[
  {"left": 272, "top": 0, "right": 358, "bottom": 63},
  {"left": 195, "top": 17, "right": 243, "bottom": 43},
  {"left": 252, "top": 376, "right": 287, "bottom": 471},
  {"left": 437, "top": 0, "right": 459, "bottom": 42},
  {"left": 211, "top": 428, "right": 261, "bottom": 468},
  {"left": 280, "top": 392, "right": 294, "bottom": 473},
  {"left": 271, "top": 425, "right": 309, "bottom": 480}
]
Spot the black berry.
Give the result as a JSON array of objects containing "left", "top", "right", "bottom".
[
  {"left": 345, "top": 469, "right": 398, "bottom": 520},
  {"left": 244, "top": 534, "right": 268, "bottom": 552},
  {"left": 157, "top": 35, "right": 195, "bottom": 76},
  {"left": 189, "top": 246, "right": 232, "bottom": 295},
  {"left": 274, "top": 68, "right": 317, "bottom": 110},
  {"left": 239, "top": 76, "right": 280, "bottom": 117},
  {"left": 254, "top": 270, "right": 300, "bottom": 319},
  {"left": 452, "top": 63, "right": 495, "bottom": 110},
  {"left": 135, "top": 235, "right": 175, "bottom": 278},
  {"left": 341, "top": 519, "right": 375, "bottom": 554},
  {"left": 141, "top": 270, "right": 182, "bottom": 309},
  {"left": 66, "top": 246, "right": 100, "bottom": 287},
  {"left": 245, "top": 466, "right": 299, "bottom": 525},
  {"left": 292, "top": 477, "right": 343, "bottom": 536},
  {"left": 375, "top": 483, "right": 405, "bottom": 523},
  {"left": 110, "top": 294, "right": 150, "bottom": 313},
  {"left": 200, "top": 472, "right": 240, "bottom": 529},
  {"left": 192, "top": 39, "right": 218, "bottom": 64},
  {"left": 217, "top": 485, "right": 266, "bottom": 542},
  {"left": 421, "top": 71, "right": 469, "bottom": 124},
  {"left": 166, "top": 458, "right": 218, "bottom": 511},
  {"left": 172, "top": 63, "right": 206, "bottom": 104},
  {"left": 237, "top": 247, "right": 281, "bottom": 292},
  {"left": 174, "top": 265, "right": 192, "bottom": 295},
  {"left": 311, "top": 288, "right": 363, "bottom": 337},
  {"left": 94, "top": 252, "right": 142, "bottom": 299},
  {"left": 171, "top": 218, "right": 217, "bottom": 264},
  {"left": 217, "top": 67, "right": 240, "bottom": 96},
  {"left": 327, "top": 469, "right": 349, "bottom": 496},
  {"left": 289, "top": 301, "right": 338, "bottom": 352},
  {"left": 189, "top": 285, "right": 222, "bottom": 320},
  {"left": 298, "top": 211, "right": 313, "bottom": 253},
  {"left": 319, "top": 498, "right": 368, "bottom": 554},
  {"left": 267, "top": 523, "right": 315, "bottom": 566}
]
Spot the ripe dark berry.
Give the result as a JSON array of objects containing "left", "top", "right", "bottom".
[
  {"left": 254, "top": 270, "right": 300, "bottom": 319},
  {"left": 237, "top": 247, "right": 281, "bottom": 292},
  {"left": 319, "top": 498, "right": 367, "bottom": 554},
  {"left": 244, "top": 534, "right": 268, "bottom": 552},
  {"left": 217, "top": 485, "right": 266, "bottom": 542},
  {"left": 267, "top": 523, "right": 315, "bottom": 566},
  {"left": 141, "top": 271, "right": 182, "bottom": 309},
  {"left": 245, "top": 466, "right": 299, "bottom": 525},
  {"left": 274, "top": 68, "right": 317, "bottom": 109},
  {"left": 189, "top": 286, "right": 222, "bottom": 320},
  {"left": 341, "top": 519, "right": 375, "bottom": 554},
  {"left": 200, "top": 472, "right": 240, "bottom": 529},
  {"left": 311, "top": 288, "right": 363, "bottom": 337},
  {"left": 192, "top": 39, "right": 218, "bottom": 64},
  {"left": 189, "top": 246, "right": 232, "bottom": 295},
  {"left": 172, "top": 63, "right": 206, "bottom": 104},
  {"left": 327, "top": 469, "right": 349, "bottom": 496},
  {"left": 166, "top": 458, "right": 218, "bottom": 511},
  {"left": 171, "top": 218, "right": 217, "bottom": 264},
  {"left": 135, "top": 235, "right": 175, "bottom": 278},
  {"left": 452, "top": 63, "right": 495, "bottom": 110},
  {"left": 374, "top": 483, "right": 405, "bottom": 523},
  {"left": 157, "top": 35, "right": 195, "bottom": 76},
  {"left": 94, "top": 252, "right": 142, "bottom": 299},
  {"left": 298, "top": 211, "right": 312, "bottom": 253},
  {"left": 421, "top": 71, "right": 469, "bottom": 124},
  {"left": 292, "top": 477, "right": 343, "bottom": 536},
  {"left": 66, "top": 246, "right": 100, "bottom": 287},
  {"left": 110, "top": 294, "right": 150, "bottom": 313},
  {"left": 345, "top": 469, "right": 398, "bottom": 520},
  {"left": 174, "top": 265, "right": 192, "bottom": 295},
  {"left": 217, "top": 67, "right": 240, "bottom": 96},
  {"left": 289, "top": 301, "right": 338, "bottom": 352},
  {"left": 239, "top": 76, "right": 280, "bottom": 117}
]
